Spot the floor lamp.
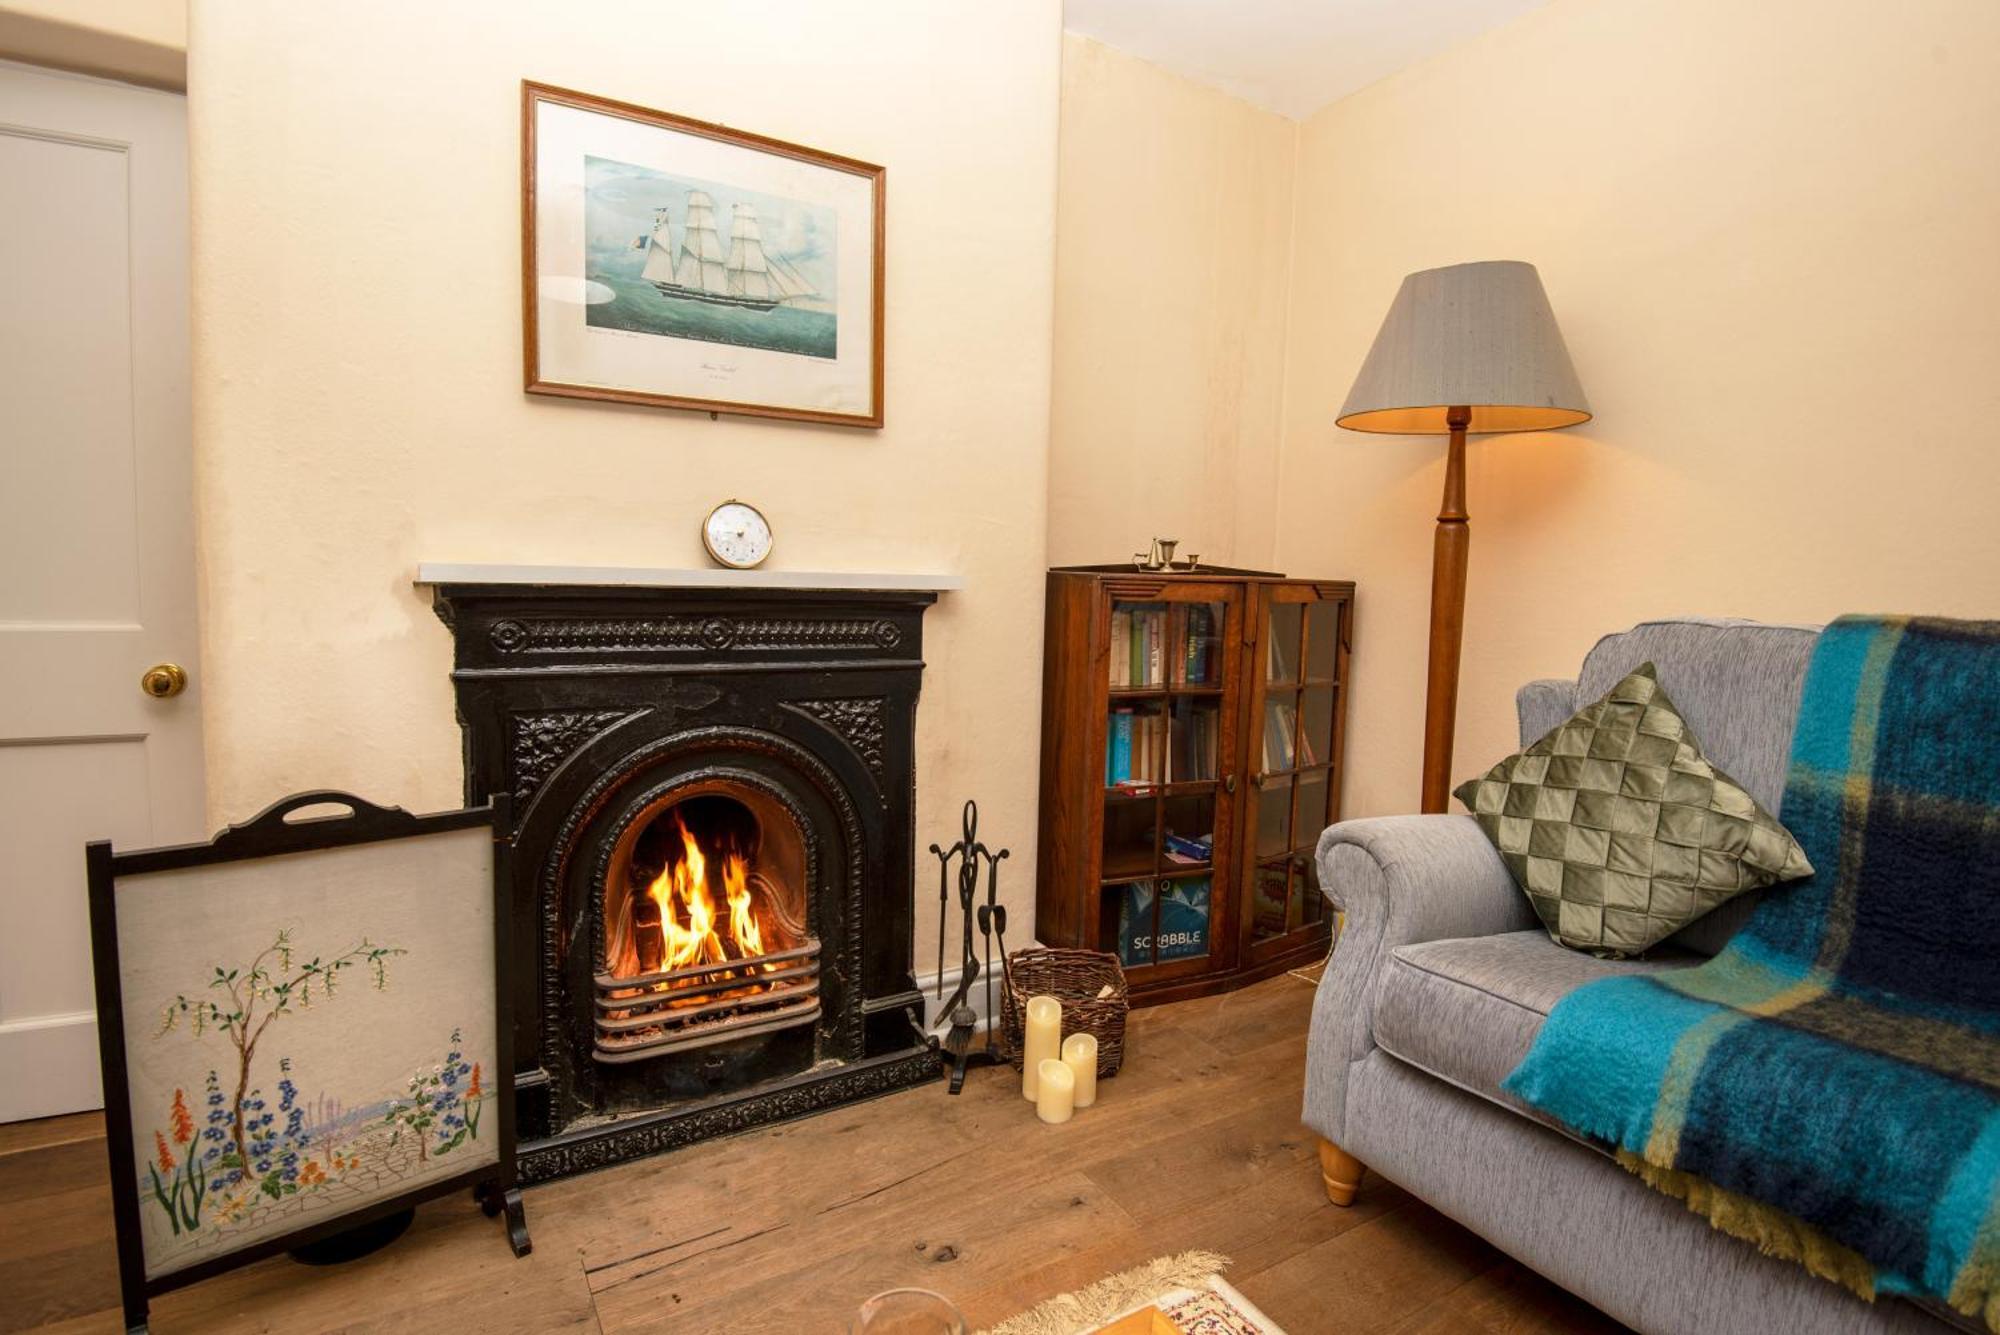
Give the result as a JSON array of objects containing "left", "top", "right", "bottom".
[{"left": 1337, "top": 261, "right": 1591, "bottom": 814}]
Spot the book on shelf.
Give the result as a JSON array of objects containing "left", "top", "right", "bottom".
[
  {"left": 1170, "top": 704, "right": 1220, "bottom": 783},
  {"left": 1106, "top": 708, "right": 1169, "bottom": 788},
  {"left": 1268, "top": 625, "right": 1299, "bottom": 684},
  {"left": 1263, "top": 702, "right": 1294, "bottom": 772},
  {"left": 1183, "top": 604, "right": 1214, "bottom": 684},
  {"left": 1110, "top": 605, "right": 1173, "bottom": 688},
  {"left": 1153, "top": 710, "right": 1169, "bottom": 784},
  {"left": 1259, "top": 699, "right": 1317, "bottom": 772},
  {"left": 1107, "top": 708, "right": 1133, "bottom": 785},
  {"left": 1163, "top": 831, "right": 1212, "bottom": 865},
  {"left": 1112, "top": 603, "right": 1200, "bottom": 687}
]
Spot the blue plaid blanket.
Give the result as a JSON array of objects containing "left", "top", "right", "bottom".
[{"left": 1504, "top": 615, "right": 2000, "bottom": 1328}]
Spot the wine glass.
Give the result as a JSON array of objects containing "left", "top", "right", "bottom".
[{"left": 850, "top": 1287, "right": 967, "bottom": 1335}]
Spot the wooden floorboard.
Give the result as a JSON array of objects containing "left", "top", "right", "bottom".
[
  {"left": 0, "top": 1113, "right": 102, "bottom": 1160},
  {"left": 0, "top": 974, "right": 1624, "bottom": 1334}
]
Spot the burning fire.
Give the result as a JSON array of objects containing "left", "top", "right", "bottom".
[
  {"left": 643, "top": 810, "right": 767, "bottom": 973},
  {"left": 597, "top": 795, "right": 820, "bottom": 1059}
]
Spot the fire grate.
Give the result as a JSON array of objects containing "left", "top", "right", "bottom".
[{"left": 593, "top": 939, "right": 822, "bottom": 1064}]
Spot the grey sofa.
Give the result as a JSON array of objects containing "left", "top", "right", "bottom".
[{"left": 1302, "top": 618, "right": 1954, "bottom": 1334}]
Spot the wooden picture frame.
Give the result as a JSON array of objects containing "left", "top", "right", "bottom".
[
  {"left": 522, "top": 81, "right": 886, "bottom": 427},
  {"left": 88, "top": 791, "right": 528, "bottom": 1332}
]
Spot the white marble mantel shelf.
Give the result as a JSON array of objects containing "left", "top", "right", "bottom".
[{"left": 414, "top": 563, "right": 964, "bottom": 593}]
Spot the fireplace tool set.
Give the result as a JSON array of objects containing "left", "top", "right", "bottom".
[{"left": 928, "top": 799, "right": 1011, "bottom": 1094}]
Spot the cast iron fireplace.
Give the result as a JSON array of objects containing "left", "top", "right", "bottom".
[{"left": 427, "top": 577, "right": 939, "bottom": 1182}]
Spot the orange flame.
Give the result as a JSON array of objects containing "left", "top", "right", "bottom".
[
  {"left": 642, "top": 810, "right": 768, "bottom": 975},
  {"left": 723, "top": 853, "right": 762, "bottom": 957}
]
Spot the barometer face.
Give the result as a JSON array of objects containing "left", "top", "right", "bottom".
[{"left": 702, "top": 500, "right": 774, "bottom": 570}]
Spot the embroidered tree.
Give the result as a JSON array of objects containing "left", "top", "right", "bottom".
[{"left": 159, "top": 928, "right": 404, "bottom": 1184}]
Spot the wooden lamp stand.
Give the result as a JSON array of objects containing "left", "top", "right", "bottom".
[
  {"left": 1323, "top": 261, "right": 1590, "bottom": 1207},
  {"left": 1420, "top": 406, "right": 1472, "bottom": 814}
]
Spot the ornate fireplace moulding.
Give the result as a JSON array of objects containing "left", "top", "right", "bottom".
[
  {"left": 424, "top": 575, "right": 942, "bottom": 1182},
  {"left": 782, "top": 696, "right": 888, "bottom": 782},
  {"left": 487, "top": 613, "right": 905, "bottom": 655},
  {"left": 509, "top": 709, "right": 634, "bottom": 802}
]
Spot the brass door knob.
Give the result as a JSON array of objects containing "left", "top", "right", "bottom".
[{"left": 140, "top": 663, "right": 188, "bottom": 699}]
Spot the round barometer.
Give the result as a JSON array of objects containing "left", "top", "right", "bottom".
[{"left": 701, "top": 500, "right": 774, "bottom": 570}]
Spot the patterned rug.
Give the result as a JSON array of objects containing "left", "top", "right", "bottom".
[
  {"left": 1144, "top": 1277, "right": 1284, "bottom": 1334},
  {"left": 982, "top": 1250, "right": 1287, "bottom": 1335}
]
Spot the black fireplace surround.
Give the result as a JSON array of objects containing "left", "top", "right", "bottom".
[{"left": 429, "top": 581, "right": 939, "bottom": 1183}]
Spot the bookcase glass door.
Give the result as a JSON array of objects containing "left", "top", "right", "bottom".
[
  {"left": 1101, "top": 586, "right": 1238, "bottom": 977},
  {"left": 1245, "top": 588, "right": 1346, "bottom": 958}
]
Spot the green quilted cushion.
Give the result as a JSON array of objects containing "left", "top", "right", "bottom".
[{"left": 1453, "top": 662, "right": 1812, "bottom": 956}]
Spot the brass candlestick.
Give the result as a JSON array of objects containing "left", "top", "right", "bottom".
[{"left": 1131, "top": 538, "right": 1202, "bottom": 573}]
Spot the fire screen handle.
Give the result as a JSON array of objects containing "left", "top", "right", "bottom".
[{"left": 206, "top": 789, "right": 438, "bottom": 857}]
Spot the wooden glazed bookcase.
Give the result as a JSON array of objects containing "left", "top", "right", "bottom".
[{"left": 1036, "top": 565, "right": 1354, "bottom": 1006}]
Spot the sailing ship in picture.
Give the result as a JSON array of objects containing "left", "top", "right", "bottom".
[
  {"left": 638, "top": 193, "right": 818, "bottom": 311},
  {"left": 584, "top": 156, "right": 837, "bottom": 360}
]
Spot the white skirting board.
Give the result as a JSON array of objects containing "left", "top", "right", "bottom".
[
  {"left": 913, "top": 955, "right": 1024, "bottom": 1036},
  {"left": 0, "top": 1011, "right": 102, "bottom": 1121}
]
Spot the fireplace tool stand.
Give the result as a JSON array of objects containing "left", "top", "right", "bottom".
[{"left": 928, "top": 799, "right": 1010, "bottom": 1094}]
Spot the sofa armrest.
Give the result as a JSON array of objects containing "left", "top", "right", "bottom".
[
  {"left": 1516, "top": 677, "right": 1578, "bottom": 748},
  {"left": 1302, "top": 815, "right": 1535, "bottom": 1142}
]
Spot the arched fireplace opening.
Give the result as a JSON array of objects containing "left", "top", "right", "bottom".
[{"left": 595, "top": 782, "right": 821, "bottom": 1063}]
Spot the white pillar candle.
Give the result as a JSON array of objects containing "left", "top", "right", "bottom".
[
  {"left": 1061, "top": 1032, "right": 1098, "bottom": 1109},
  {"left": 1035, "top": 1058, "right": 1075, "bottom": 1124},
  {"left": 1021, "top": 995, "right": 1062, "bottom": 1100}
]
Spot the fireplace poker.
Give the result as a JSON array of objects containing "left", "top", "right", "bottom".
[
  {"left": 976, "top": 838, "right": 1009, "bottom": 1059},
  {"left": 976, "top": 903, "right": 994, "bottom": 1047},
  {"left": 930, "top": 840, "right": 948, "bottom": 999},
  {"left": 989, "top": 903, "right": 1011, "bottom": 996}
]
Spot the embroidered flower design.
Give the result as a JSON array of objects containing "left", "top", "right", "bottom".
[{"left": 169, "top": 1089, "right": 194, "bottom": 1145}]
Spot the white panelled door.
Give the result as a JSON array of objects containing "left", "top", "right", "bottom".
[{"left": 0, "top": 60, "right": 202, "bottom": 1121}]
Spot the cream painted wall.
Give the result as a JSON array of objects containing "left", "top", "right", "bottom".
[
  {"left": 1275, "top": 0, "right": 2000, "bottom": 818},
  {"left": 188, "top": 0, "right": 1061, "bottom": 958},
  {"left": 1046, "top": 34, "right": 1295, "bottom": 569}
]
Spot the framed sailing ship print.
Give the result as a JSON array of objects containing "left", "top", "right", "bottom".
[
  {"left": 522, "top": 81, "right": 886, "bottom": 427},
  {"left": 88, "top": 791, "right": 528, "bottom": 1331}
]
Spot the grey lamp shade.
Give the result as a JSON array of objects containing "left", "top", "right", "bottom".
[{"left": 1338, "top": 260, "right": 1591, "bottom": 434}]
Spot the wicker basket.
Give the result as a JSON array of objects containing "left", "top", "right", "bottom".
[{"left": 998, "top": 947, "right": 1128, "bottom": 1078}]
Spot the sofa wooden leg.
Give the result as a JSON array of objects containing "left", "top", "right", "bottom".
[{"left": 1317, "top": 1137, "right": 1364, "bottom": 1207}]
